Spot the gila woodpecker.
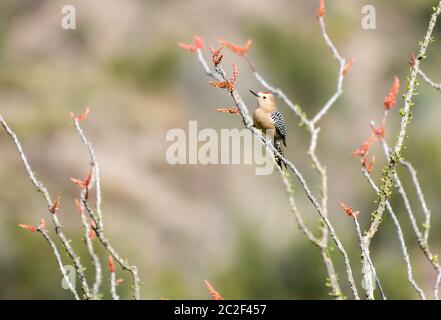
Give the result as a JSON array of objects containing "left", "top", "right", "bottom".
[{"left": 250, "top": 90, "right": 287, "bottom": 168}]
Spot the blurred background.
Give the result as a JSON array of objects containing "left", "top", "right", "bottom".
[{"left": 0, "top": 0, "right": 441, "bottom": 299}]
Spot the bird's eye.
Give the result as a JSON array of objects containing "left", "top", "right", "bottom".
[{"left": 263, "top": 96, "right": 267, "bottom": 99}]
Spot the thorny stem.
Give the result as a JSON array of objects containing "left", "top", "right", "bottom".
[
  {"left": 361, "top": 168, "right": 426, "bottom": 300},
  {"left": 280, "top": 170, "right": 322, "bottom": 248},
  {"left": 375, "top": 129, "right": 440, "bottom": 298},
  {"left": 37, "top": 225, "right": 80, "bottom": 300},
  {"left": 357, "top": 6, "right": 441, "bottom": 297},
  {"left": 74, "top": 149, "right": 103, "bottom": 299},
  {"left": 73, "top": 121, "right": 103, "bottom": 231},
  {"left": 0, "top": 113, "right": 92, "bottom": 299},
  {"left": 366, "top": 2, "right": 441, "bottom": 248},
  {"left": 352, "top": 215, "right": 386, "bottom": 300},
  {"left": 79, "top": 212, "right": 102, "bottom": 299},
  {"left": 279, "top": 166, "right": 342, "bottom": 299},
  {"left": 73, "top": 118, "right": 142, "bottom": 300}
]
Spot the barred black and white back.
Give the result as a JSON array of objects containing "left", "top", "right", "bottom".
[{"left": 271, "top": 110, "right": 287, "bottom": 146}]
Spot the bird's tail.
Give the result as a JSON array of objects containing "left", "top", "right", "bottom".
[{"left": 274, "top": 138, "right": 286, "bottom": 169}]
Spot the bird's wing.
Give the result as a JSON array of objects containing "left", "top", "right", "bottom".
[{"left": 271, "top": 110, "right": 287, "bottom": 146}]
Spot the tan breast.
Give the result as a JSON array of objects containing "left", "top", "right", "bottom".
[{"left": 253, "top": 108, "right": 275, "bottom": 130}]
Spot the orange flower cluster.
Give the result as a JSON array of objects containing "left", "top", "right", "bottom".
[
  {"left": 210, "top": 47, "right": 223, "bottom": 66},
  {"left": 70, "top": 167, "right": 93, "bottom": 189},
  {"left": 352, "top": 135, "right": 376, "bottom": 173},
  {"left": 71, "top": 167, "right": 93, "bottom": 201},
  {"left": 343, "top": 58, "right": 355, "bottom": 76},
  {"left": 109, "top": 255, "right": 116, "bottom": 273},
  {"left": 352, "top": 136, "right": 373, "bottom": 158},
  {"left": 209, "top": 64, "right": 238, "bottom": 92},
  {"left": 384, "top": 76, "right": 400, "bottom": 110},
  {"left": 353, "top": 76, "right": 400, "bottom": 173},
  {"left": 371, "top": 124, "right": 385, "bottom": 139},
  {"left": 70, "top": 107, "right": 90, "bottom": 123},
  {"left": 178, "top": 36, "right": 204, "bottom": 52},
  {"left": 204, "top": 280, "right": 223, "bottom": 300},
  {"left": 18, "top": 224, "right": 37, "bottom": 233},
  {"left": 218, "top": 39, "right": 252, "bottom": 56},
  {"left": 215, "top": 107, "right": 240, "bottom": 114},
  {"left": 340, "top": 202, "right": 359, "bottom": 217},
  {"left": 317, "top": 0, "right": 326, "bottom": 18}
]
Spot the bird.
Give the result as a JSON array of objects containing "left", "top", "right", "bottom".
[{"left": 250, "top": 90, "right": 287, "bottom": 169}]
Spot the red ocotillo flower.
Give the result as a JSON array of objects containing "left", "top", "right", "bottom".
[
  {"left": 18, "top": 224, "right": 37, "bottom": 233},
  {"left": 209, "top": 64, "right": 239, "bottom": 92},
  {"left": 353, "top": 134, "right": 376, "bottom": 173},
  {"left": 70, "top": 107, "right": 90, "bottom": 124},
  {"left": 340, "top": 202, "right": 359, "bottom": 217},
  {"left": 109, "top": 255, "right": 116, "bottom": 273},
  {"left": 210, "top": 47, "right": 223, "bottom": 66},
  {"left": 317, "top": 0, "right": 326, "bottom": 18},
  {"left": 343, "top": 58, "right": 355, "bottom": 76},
  {"left": 215, "top": 107, "right": 240, "bottom": 114},
  {"left": 384, "top": 76, "right": 400, "bottom": 110},
  {"left": 352, "top": 136, "right": 373, "bottom": 158},
  {"left": 204, "top": 280, "right": 223, "bottom": 300},
  {"left": 371, "top": 124, "right": 385, "bottom": 140},
  {"left": 178, "top": 36, "right": 204, "bottom": 52},
  {"left": 70, "top": 167, "right": 93, "bottom": 189},
  {"left": 218, "top": 39, "right": 252, "bottom": 56}
]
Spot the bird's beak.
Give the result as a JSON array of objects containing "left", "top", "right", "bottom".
[{"left": 249, "top": 90, "right": 259, "bottom": 97}]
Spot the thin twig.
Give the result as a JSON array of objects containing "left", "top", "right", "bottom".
[
  {"left": 399, "top": 159, "right": 432, "bottom": 243},
  {"left": 311, "top": 17, "right": 346, "bottom": 125},
  {"left": 279, "top": 169, "right": 322, "bottom": 248},
  {"left": 435, "top": 271, "right": 441, "bottom": 299},
  {"left": 361, "top": 168, "right": 426, "bottom": 300},
  {"left": 37, "top": 224, "right": 80, "bottom": 300},
  {"left": 73, "top": 118, "right": 141, "bottom": 300},
  {"left": 352, "top": 215, "right": 386, "bottom": 300},
  {"left": 0, "top": 113, "right": 91, "bottom": 299},
  {"left": 73, "top": 121, "right": 103, "bottom": 231},
  {"left": 375, "top": 129, "right": 440, "bottom": 298},
  {"left": 418, "top": 68, "right": 441, "bottom": 92},
  {"left": 78, "top": 192, "right": 102, "bottom": 299}
]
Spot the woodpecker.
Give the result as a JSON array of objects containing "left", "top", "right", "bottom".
[{"left": 250, "top": 90, "right": 287, "bottom": 168}]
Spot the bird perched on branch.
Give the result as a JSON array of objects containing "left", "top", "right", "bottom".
[{"left": 250, "top": 90, "right": 287, "bottom": 168}]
